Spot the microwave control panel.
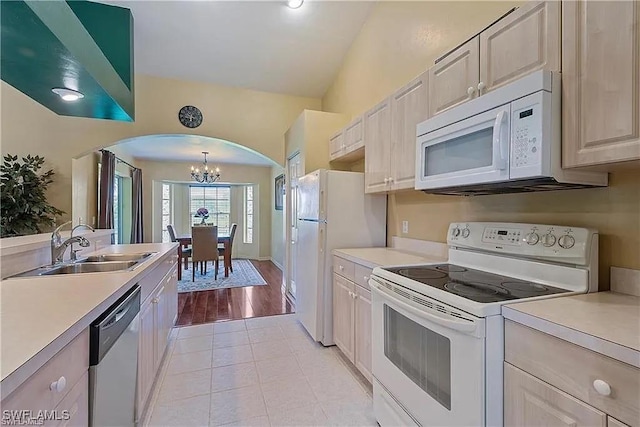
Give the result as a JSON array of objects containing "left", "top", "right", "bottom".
[{"left": 511, "top": 100, "right": 542, "bottom": 170}]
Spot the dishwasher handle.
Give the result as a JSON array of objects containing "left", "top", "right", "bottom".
[{"left": 90, "top": 285, "right": 141, "bottom": 366}]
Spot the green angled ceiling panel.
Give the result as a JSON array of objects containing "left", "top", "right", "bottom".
[{"left": 0, "top": 0, "right": 135, "bottom": 121}]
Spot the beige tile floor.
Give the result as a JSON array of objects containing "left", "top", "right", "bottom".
[{"left": 145, "top": 314, "right": 376, "bottom": 427}]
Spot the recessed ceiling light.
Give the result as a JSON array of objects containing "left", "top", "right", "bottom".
[
  {"left": 51, "top": 87, "right": 84, "bottom": 102},
  {"left": 286, "top": 0, "right": 303, "bottom": 9}
]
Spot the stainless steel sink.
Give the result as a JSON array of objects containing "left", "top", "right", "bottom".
[
  {"left": 79, "top": 253, "right": 153, "bottom": 263},
  {"left": 41, "top": 261, "right": 139, "bottom": 275}
]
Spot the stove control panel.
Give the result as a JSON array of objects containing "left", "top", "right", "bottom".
[{"left": 447, "top": 222, "right": 597, "bottom": 265}]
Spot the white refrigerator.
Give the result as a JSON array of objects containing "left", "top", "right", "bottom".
[{"left": 294, "top": 169, "right": 386, "bottom": 346}]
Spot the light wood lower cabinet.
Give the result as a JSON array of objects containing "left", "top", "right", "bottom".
[
  {"left": 332, "top": 255, "right": 374, "bottom": 383},
  {"left": 136, "top": 262, "right": 178, "bottom": 422},
  {"left": 562, "top": 0, "right": 640, "bottom": 168},
  {"left": 51, "top": 371, "right": 89, "bottom": 427},
  {"left": 505, "top": 320, "right": 640, "bottom": 427},
  {"left": 354, "top": 286, "right": 372, "bottom": 383},
  {"left": 333, "top": 273, "right": 355, "bottom": 361},
  {"left": 505, "top": 363, "right": 607, "bottom": 427}
]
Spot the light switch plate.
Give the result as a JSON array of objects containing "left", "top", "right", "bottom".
[{"left": 402, "top": 221, "right": 409, "bottom": 234}]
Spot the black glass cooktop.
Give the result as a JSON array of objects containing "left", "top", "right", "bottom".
[{"left": 383, "top": 264, "right": 570, "bottom": 303}]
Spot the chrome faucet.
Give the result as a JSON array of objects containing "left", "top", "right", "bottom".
[
  {"left": 50, "top": 221, "right": 92, "bottom": 265},
  {"left": 70, "top": 223, "right": 96, "bottom": 261}
]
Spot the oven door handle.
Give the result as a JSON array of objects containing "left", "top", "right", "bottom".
[{"left": 370, "top": 279, "right": 478, "bottom": 334}]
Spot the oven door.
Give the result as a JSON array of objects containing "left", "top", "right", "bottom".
[
  {"left": 370, "top": 277, "right": 486, "bottom": 427},
  {"left": 416, "top": 105, "right": 511, "bottom": 190}
]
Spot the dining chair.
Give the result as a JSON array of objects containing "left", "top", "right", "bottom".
[
  {"left": 218, "top": 223, "right": 238, "bottom": 274},
  {"left": 191, "top": 226, "right": 219, "bottom": 281},
  {"left": 167, "top": 224, "right": 190, "bottom": 271}
]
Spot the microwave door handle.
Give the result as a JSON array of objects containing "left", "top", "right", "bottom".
[
  {"left": 370, "top": 279, "right": 478, "bottom": 333},
  {"left": 493, "top": 110, "right": 508, "bottom": 170}
]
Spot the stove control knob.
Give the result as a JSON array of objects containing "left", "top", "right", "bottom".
[
  {"left": 461, "top": 228, "right": 470, "bottom": 238},
  {"left": 452, "top": 227, "right": 461, "bottom": 237},
  {"left": 542, "top": 233, "right": 557, "bottom": 247},
  {"left": 524, "top": 232, "right": 539, "bottom": 245},
  {"left": 558, "top": 234, "right": 575, "bottom": 249}
]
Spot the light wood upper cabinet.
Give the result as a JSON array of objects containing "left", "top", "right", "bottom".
[
  {"left": 354, "top": 286, "right": 372, "bottom": 384},
  {"left": 480, "top": 1, "right": 560, "bottom": 94},
  {"left": 390, "top": 71, "right": 429, "bottom": 191},
  {"left": 428, "top": 37, "right": 480, "bottom": 117},
  {"left": 332, "top": 273, "right": 355, "bottom": 361},
  {"left": 505, "top": 363, "right": 607, "bottom": 427},
  {"left": 364, "top": 98, "right": 392, "bottom": 193},
  {"left": 562, "top": 0, "right": 640, "bottom": 168},
  {"left": 608, "top": 417, "right": 631, "bottom": 427},
  {"left": 344, "top": 116, "right": 364, "bottom": 152},
  {"left": 329, "top": 132, "right": 344, "bottom": 161}
]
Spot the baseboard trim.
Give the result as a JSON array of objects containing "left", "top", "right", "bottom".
[{"left": 270, "top": 258, "right": 284, "bottom": 271}]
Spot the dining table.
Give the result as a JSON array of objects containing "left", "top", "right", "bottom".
[{"left": 175, "top": 233, "right": 231, "bottom": 281}]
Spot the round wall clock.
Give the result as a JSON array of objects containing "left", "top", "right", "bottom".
[{"left": 178, "top": 105, "right": 203, "bottom": 128}]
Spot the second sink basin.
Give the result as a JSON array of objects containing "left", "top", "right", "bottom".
[
  {"left": 42, "top": 261, "right": 139, "bottom": 275},
  {"left": 81, "top": 253, "right": 153, "bottom": 263}
]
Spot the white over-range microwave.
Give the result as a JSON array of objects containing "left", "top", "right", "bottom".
[{"left": 415, "top": 71, "right": 608, "bottom": 195}]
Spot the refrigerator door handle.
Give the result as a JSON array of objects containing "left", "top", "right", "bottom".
[{"left": 319, "top": 226, "right": 325, "bottom": 253}]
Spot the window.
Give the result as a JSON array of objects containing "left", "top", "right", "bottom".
[
  {"left": 161, "top": 183, "right": 171, "bottom": 243},
  {"left": 189, "top": 185, "right": 231, "bottom": 234},
  {"left": 244, "top": 186, "right": 254, "bottom": 243},
  {"left": 113, "top": 176, "right": 121, "bottom": 244}
]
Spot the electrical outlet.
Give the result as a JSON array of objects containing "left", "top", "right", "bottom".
[{"left": 402, "top": 221, "right": 409, "bottom": 234}]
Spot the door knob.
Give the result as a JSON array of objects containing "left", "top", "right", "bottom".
[
  {"left": 50, "top": 376, "right": 66, "bottom": 393},
  {"left": 477, "top": 82, "right": 486, "bottom": 94},
  {"left": 593, "top": 379, "right": 611, "bottom": 396}
]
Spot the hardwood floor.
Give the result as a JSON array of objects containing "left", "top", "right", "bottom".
[{"left": 176, "top": 260, "right": 294, "bottom": 326}]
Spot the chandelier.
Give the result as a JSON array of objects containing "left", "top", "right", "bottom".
[{"left": 190, "top": 151, "right": 221, "bottom": 183}]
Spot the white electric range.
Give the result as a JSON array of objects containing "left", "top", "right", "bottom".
[{"left": 370, "top": 222, "right": 598, "bottom": 427}]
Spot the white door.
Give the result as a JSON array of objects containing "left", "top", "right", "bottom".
[{"left": 286, "top": 153, "right": 303, "bottom": 299}]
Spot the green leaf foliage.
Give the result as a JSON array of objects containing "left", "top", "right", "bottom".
[{"left": 1, "top": 154, "right": 65, "bottom": 237}]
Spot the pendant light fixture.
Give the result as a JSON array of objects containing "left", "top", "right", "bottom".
[{"left": 190, "top": 151, "right": 221, "bottom": 183}]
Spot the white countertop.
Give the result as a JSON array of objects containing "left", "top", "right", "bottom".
[
  {"left": 503, "top": 292, "right": 640, "bottom": 368},
  {"left": 332, "top": 247, "right": 446, "bottom": 269},
  {"left": 0, "top": 242, "right": 177, "bottom": 399}
]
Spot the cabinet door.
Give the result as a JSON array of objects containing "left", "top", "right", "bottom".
[
  {"left": 390, "top": 71, "right": 429, "bottom": 191},
  {"left": 428, "top": 37, "right": 480, "bottom": 117},
  {"left": 136, "top": 299, "right": 155, "bottom": 421},
  {"left": 504, "top": 363, "right": 607, "bottom": 427},
  {"left": 344, "top": 116, "right": 364, "bottom": 152},
  {"left": 480, "top": 1, "right": 560, "bottom": 94},
  {"left": 154, "top": 284, "right": 168, "bottom": 370},
  {"left": 50, "top": 372, "right": 88, "bottom": 427},
  {"left": 329, "top": 132, "right": 344, "bottom": 161},
  {"left": 562, "top": 0, "right": 640, "bottom": 168},
  {"left": 332, "top": 273, "right": 355, "bottom": 361},
  {"left": 364, "top": 98, "right": 392, "bottom": 194},
  {"left": 608, "top": 417, "right": 630, "bottom": 427},
  {"left": 354, "top": 285, "right": 372, "bottom": 384},
  {"left": 165, "top": 267, "right": 178, "bottom": 328}
]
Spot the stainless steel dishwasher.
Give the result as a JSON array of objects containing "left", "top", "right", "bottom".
[{"left": 89, "top": 285, "right": 140, "bottom": 427}]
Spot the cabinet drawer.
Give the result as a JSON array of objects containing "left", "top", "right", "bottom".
[
  {"left": 333, "top": 256, "right": 355, "bottom": 281},
  {"left": 505, "top": 363, "right": 606, "bottom": 427},
  {"left": 2, "top": 330, "right": 89, "bottom": 414},
  {"left": 354, "top": 264, "right": 373, "bottom": 291},
  {"left": 139, "top": 252, "right": 175, "bottom": 303},
  {"left": 505, "top": 320, "right": 640, "bottom": 426}
]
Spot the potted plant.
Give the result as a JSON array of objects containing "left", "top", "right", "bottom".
[
  {"left": 0, "top": 154, "right": 65, "bottom": 237},
  {"left": 194, "top": 207, "right": 209, "bottom": 225}
]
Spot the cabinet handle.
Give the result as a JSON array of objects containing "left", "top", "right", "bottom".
[
  {"left": 364, "top": 276, "right": 369, "bottom": 282},
  {"left": 339, "top": 265, "right": 344, "bottom": 271},
  {"left": 467, "top": 86, "right": 476, "bottom": 99},
  {"left": 388, "top": 177, "right": 394, "bottom": 183},
  {"left": 383, "top": 178, "right": 389, "bottom": 184},
  {"left": 50, "top": 376, "right": 66, "bottom": 393},
  {"left": 152, "top": 298, "right": 159, "bottom": 304},
  {"left": 593, "top": 379, "right": 611, "bottom": 396},
  {"left": 477, "top": 81, "right": 486, "bottom": 94},
  {"left": 347, "top": 291, "right": 353, "bottom": 298}
]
